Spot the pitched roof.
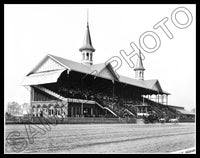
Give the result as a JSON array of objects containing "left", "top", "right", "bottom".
[
  {"left": 49, "top": 54, "right": 92, "bottom": 74},
  {"left": 25, "top": 54, "right": 169, "bottom": 95},
  {"left": 143, "top": 79, "right": 170, "bottom": 94},
  {"left": 119, "top": 75, "right": 147, "bottom": 89},
  {"left": 143, "top": 80, "right": 162, "bottom": 92},
  {"left": 90, "top": 63, "right": 106, "bottom": 73},
  {"left": 118, "top": 76, "right": 169, "bottom": 94},
  {"left": 143, "top": 79, "right": 157, "bottom": 88}
]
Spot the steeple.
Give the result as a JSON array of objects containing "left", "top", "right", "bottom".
[
  {"left": 134, "top": 50, "right": 145, "bottom": 80},
  {"left": 79, "top": 10, "right": 95, "bottom": 65}
]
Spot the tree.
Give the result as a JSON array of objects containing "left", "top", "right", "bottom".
[{"left": 7, "top": 101, "right": 20, "bottom": 116}]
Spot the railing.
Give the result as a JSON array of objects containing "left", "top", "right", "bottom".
[
  {"left": 143, "top": 97, "right": 179, "bottom": 118},
  {"left": 34, "top": 85, "right": 95, "bottom": 104},
  {"left": 34, "top": 85, "right": 67, "bottom": 101},
  {"left": 94, "top": 98, "right": 118, "bottom": 117},
  {"left": 5, "top": 116, "right": 136, "bottom": 124},
  {"left": 122, "top": 104, "right": 137, "bottom": 116},
  {"left": 94, "top": 97, "right": 122, "bottom": 117},
  {"left": 94, "top": 96, "right": 135, "bottom": 118}
]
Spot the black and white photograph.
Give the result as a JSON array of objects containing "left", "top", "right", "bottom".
[{"left": 4, "top": 4, "right": 196, "bottom": 154}]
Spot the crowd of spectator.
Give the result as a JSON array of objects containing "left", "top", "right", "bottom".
[
  {"left": 144, "top": 98, "right": 179, "bottom": 119},
  {"left": 94, "top": 93, "right": 133, "bottom": 118},
  {"left": 41, "top": 83, "right": 179, "bottom": 119}
]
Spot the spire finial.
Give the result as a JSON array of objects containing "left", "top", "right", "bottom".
[
  {"left": 87, "top": 8, "right": 89, "bottom": 26},
  {"left": 134, "top": 49, "right": 145, "bottom": 80},
  {"left": 139, "top": 49, "right": 142, "bottom": 59},
  {"left": 139, "top": 49, "right": 142, "bottom": 56}
]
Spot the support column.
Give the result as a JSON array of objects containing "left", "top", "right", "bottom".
[
  {"left": 71, "top": 106, "right": 73, "bottom": 117},
  {"left": 31, "top": 105, "right": 33, "bottom": 117},
  {"left": 57, "top": 108, "right": 59, "bottom": 116},
  {"left": 53, "top": 105, "right": 55, "bottom": 117},
  {"left": 30, "top": 87, "right": 33, "bottom": 117},
  {"left": 47, "top": 107, "right": 50, "bottom": 117},
  {"left": 91, "top": 107, "right": 93, "bottom": 116},
  {"left": 74, "top": 106, "right": 76, "bottom": 116},
  {"left": 47, "top": 106, "right": 49, "bottom": 118},
  {"left": 112, "top": 82, "right": 115, "bottom": 98},
  {"left": 142, "top": 95, "right": 144, "bottom": 105},
  {"left": 166, "top": 95, "right": 168, "bottom": 105},
  {"left": 36, "top": 107, "right": 38, "bottom": 117},
  {"left": 65, "top": 102, "right": 68, "bottom": 117},
  {"left": 81, "top": 103, "right": 83, "bottom": 117}
]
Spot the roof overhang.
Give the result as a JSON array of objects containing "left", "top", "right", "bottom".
[
  {"left": 106, "top": 63, "right": 119, "bottom": 81},
  {"left": 23, "top": 54, "right": 170, "bottom": 95},
  {"left": 21, "top": 69, "right": 66, "bottom": 86}
]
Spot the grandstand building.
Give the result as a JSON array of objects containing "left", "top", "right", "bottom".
[{"left": 22, "top": 18, "right": 175, "bottom": 119}]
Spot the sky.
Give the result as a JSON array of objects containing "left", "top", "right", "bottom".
[{"left": 4, "top": 4, "right": 196, "bottom": 111}]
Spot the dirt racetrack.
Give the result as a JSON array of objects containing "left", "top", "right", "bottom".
[{"left": 5, "top": 123, "right": 195, "bottom": 153}]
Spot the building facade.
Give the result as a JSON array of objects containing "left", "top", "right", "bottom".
[{"left": 22, "top": 18, "right": 170, "bottom": 119}]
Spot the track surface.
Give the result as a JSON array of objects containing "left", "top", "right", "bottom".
[{"left": 5, "top": 123, "right": 195, "bottom": 153}]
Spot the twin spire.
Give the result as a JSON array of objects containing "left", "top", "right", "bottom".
[
  {"left": 79, "top": 22, "right": 95, "bottom": 52},
  {"left": 134, "top": 50, "right": 145, "bottom": 71},
  {"left": 79, "top": 10, "right": 145, "bottom": 80},
  {"left": 134, "top": 50, "right": 145, "bottom": 80},
  {"left": 79, "top": 9, "right": 95, "bottom": 65}
]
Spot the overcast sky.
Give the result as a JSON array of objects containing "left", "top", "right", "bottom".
[{"left": 4, "top": 4, "right": 196, "bottom": 111}]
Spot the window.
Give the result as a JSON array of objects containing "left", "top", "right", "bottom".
[
  {"left": 87, "top": 53, "right": 89, "bottom": 60},
  {"left": 57, "top": 108, "right": 60, "bottom": 115},
  {"left": 83, "top": 53, "right": 85, "bottom": 60}
]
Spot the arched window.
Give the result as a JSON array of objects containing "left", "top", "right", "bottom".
[
  {"left": 136, "top": 71, "right": 138, "bottom": 78},
  {"left": 49, "top": 105, "right": 54, "bottom": 116},
  {"left": 140, "top": 71, "right": 142, "bottom": 78},
  {"left": 83, "top": 53, "right": 85, "bottom": 60},
  {"left": 86, "top": 53, "right": 89, "bottom": 60}
]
